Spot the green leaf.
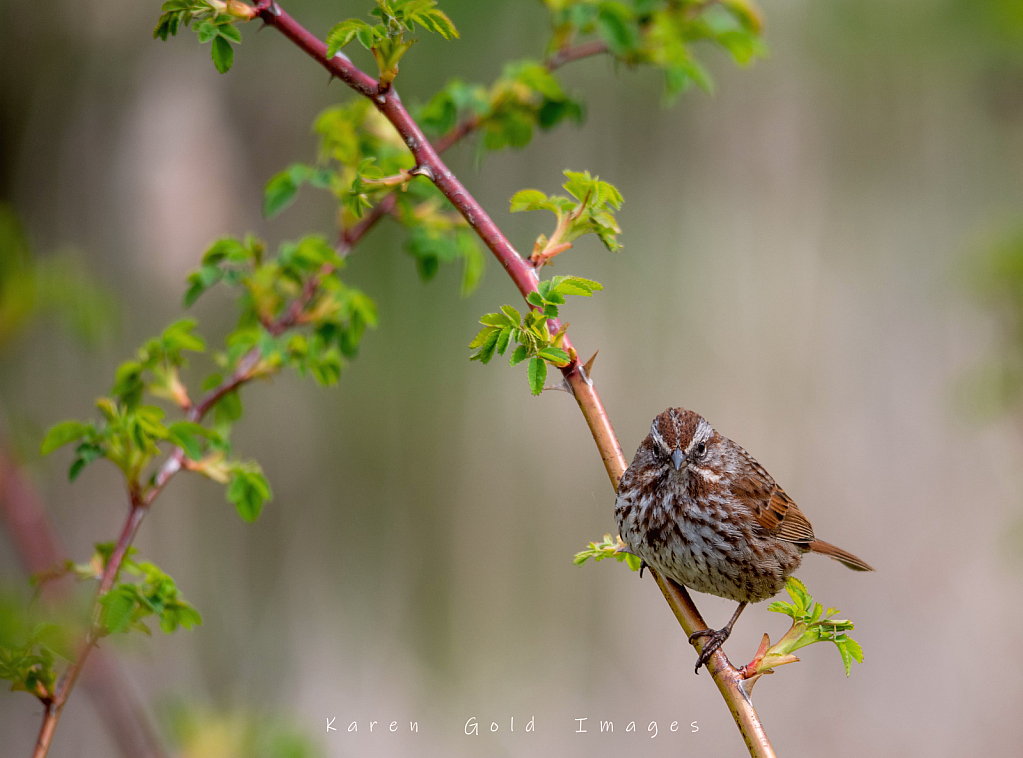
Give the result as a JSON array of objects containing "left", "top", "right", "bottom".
[
  {"left": 69, "top": 442, "right": 104, "bottom": 481},
  {"left": 326, "top": 19, "right": 373, "bottom": 57},
  {"left": 538, "top": 346, "right": 570, "bottom": 366},
  {"left": 527, "top": 356, "right": 547, "bottom": 395},
  {"left": 217, "top": 24, "right": 242, "bottom": 45},
  {"left": 407, "top": 5, "right": 459, "bottom": 39},
  {"left": 510, "top": 189, "right": 548, "bottom": 213},
  {"left": 194, "top": 20, "right": 218, "bottom": 43},
  {"left": 213, "top": 389, "right": 242, "bottom": 426},
  {"left": 211, "top": 36, "right": 233, "bottom": 74},
  {"left": 166, "top": 422, "right": 211, "bottom": 461},
  {"left": 474, "top": 328, "right": 501, "bottom": 364},
  {"left": 227, "top": 469, "right": 272, "bottom": 522},
  {"left": 596, "top": 3, "right": 639, "bottom": 56},
  {"left": 495, "top": 327, "right": 512, "bottom": 355},
  {"left": 500, "top": 304, "right": 522, "bottom": 324},
  {"left": 112, "top": 361, "right": 145, "bottom": 409},
  {"left": 552, "top": 276, "right": 603, "bottom": 297},
  {"left": 100, "top": 587, "right": 136, "bottom": 635},
  {"left": 480, "top": 312, "right": 515, "bottom": 328},
  {"left": 263, "top": 165, "right": 311, "bottom": 218},
  {"left": 40, "top": 421, "right": 88, "bottom": 455},
  {"left": 509, "top": 345, "right": 529, "bottom": 366},
  {"left": 162, "top": 318, "right": 206, "bottom": 354},
  {"left": 469, "top": 326, "right": 500, "bottom": 349},
  {"left": 183, "top": 264, "right": 222, "bottom": 307}
]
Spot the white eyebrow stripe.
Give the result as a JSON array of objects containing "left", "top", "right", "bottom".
[
  {"left": 650, "top": 422, "right": 668, "bottom": 451},
  {"left": 684, "top": 418, "right": 713, "bottom": 454}
]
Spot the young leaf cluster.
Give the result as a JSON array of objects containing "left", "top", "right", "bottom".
[
  {"left": 764, "top": 577, "right": 864, "bottom": 676},
  {"left": 545, "top": 0, "right": 766, "bottom": 100},
  {"left": 41, "top": 319, "right": 211, "bottom": 482},
  {"left": 0, "top": 595, "right": 73, "bottom": 702},
  {"left": 41, "top": 229, "right": 377, "bottom": 523},
  {"left": 469, "top": 275, "right": 602, "bottom": 395},
  {"left": 573, "top": 533, "right": 642, "bottom": 571},
  {"left": 326, "top": 0, "right": 459, "bottom": 87},
  {"left": 419, "top": 60, "right": 584, "bottom": 151},
  {"left": 511, "top": 169, "right": 623, "bottom": 264},
  {"left": 153, "top": 0, "right": 252, "bottom": 74},
  {"left": 98, "top": 553, "right": 202, "bottom": 637},
  {"left": 187, "top": 234, "right": 377, "bottom": 378},
  {"left": 263, "top": 101, "right": 484, "bottom": 295}
]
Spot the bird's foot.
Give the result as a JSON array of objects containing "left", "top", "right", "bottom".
[
  {"left": 688, "top": 626, "right": 732, "bottom": 674},
  {"left": 639, "top": 559, "right": 648, "bottom": 578}
]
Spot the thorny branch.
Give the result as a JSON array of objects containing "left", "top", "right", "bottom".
[{"left": 250, "top": 3, "right": 776, "bottom": 756}]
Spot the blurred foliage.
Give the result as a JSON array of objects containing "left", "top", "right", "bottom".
[
  {"left": 42, "top": 233, "right": 378, "bottom": 521},
  {"left": 12, "top": 230, "right": 382, "bottom": 704},
  {"left": 543, "top": 0, "right": 766, "bottom": 100},
  {"left": 0, "top": 203, "right": 116, "bottom": 349},
  {"left": 162, "top": 702, "right": 321, "bottom": 758},
  {"left": 263, "top": 102, "right": 485, "bottom": 296},
  {"left": 154, "top": 1, "right": 255, "bottom": 74},
  {"left": 0, "top": 591, "right": 76, "bottom": 701},
  {"left": 964, "top": 228, "right": 1023, "bottom": 419}
]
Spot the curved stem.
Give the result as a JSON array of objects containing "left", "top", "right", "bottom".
[{"left": 252, "top": 4, "right": 775, "bottom": 756}]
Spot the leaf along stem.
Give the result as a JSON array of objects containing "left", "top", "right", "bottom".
[{"left": 251, "top": 4, "right": 775, "bottom": 756}]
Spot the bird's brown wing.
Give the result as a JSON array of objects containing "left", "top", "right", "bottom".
[{"left": 730, "top": 444, "right": 816, "bottom": 545}]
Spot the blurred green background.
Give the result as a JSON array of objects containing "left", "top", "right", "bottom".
[{"left": 3, "top": 0, "right": 1023, "bottom": 756}]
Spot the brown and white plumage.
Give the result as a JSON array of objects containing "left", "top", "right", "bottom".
[{"left": 616, "top": 407, "right": 872, "bottom": 606}]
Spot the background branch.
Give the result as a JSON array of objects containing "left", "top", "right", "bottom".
[
  {"left": 0, "top": 445, "right": 168, "bottom": 758},
  {"left": 252, "top": 3, "right": 774, "bottom": 755},
  {"left": 26, "top": 285, "right": 319, "bottom": 758}
]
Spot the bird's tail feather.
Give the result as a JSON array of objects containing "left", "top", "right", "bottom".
[{"left": 808, "top": 539, "right": 874, "bottom": 571}]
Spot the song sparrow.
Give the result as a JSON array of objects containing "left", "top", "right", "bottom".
[{"left": 615, "top": 407, "right": 873, "bottom": 673}]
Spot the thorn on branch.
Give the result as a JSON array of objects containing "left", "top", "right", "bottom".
[
  {"left": 410, "top": 165, "right": 435, "bottom": 181},
  {"left": 543, "top": 377, "right": 574, "bottom": 395}
]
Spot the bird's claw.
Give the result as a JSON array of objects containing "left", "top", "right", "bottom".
[
  {"left": 688, "top": 627, "right": 730, "bottom": 674},
  {"left": 639, "top": 559, "right": 648, "bottom": 578}
]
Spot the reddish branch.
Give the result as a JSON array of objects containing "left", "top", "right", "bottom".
[
  {"left": 251, "top": 3, "right": 775, "bottom": 757},
  {"left": 338, "top": 38, "right": 609, "bottom": 252}
]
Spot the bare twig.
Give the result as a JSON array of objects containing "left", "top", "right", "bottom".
[{"left": 251, "top": 4, "right": 774, "bottom": 756}]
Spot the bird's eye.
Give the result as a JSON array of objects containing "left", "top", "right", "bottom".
[{"left": 695, "top": 442, "right": 706, "bottom": 458}]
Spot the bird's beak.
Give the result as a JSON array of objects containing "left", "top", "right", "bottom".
[{"left": 671, "top": 449, "right": 686, "bottom": 471}]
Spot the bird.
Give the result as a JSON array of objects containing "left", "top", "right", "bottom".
[{"left": 615, "top": 407, "right": 873, "bottom": 672}]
